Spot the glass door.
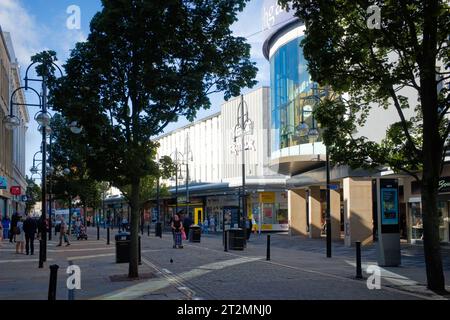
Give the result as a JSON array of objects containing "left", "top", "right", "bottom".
[
  {"left": 437, "top": 201, "right": 449, "bottom": 243},
  {"left": 409, "top": 202, "right": 423, "bottom": 241}
]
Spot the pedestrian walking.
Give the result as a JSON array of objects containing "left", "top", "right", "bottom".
[
  {"left": 23, "top": 214, "right": 37, "bottom": 255},
  {"left": 9, "top": 212, "right": 19, "bottom": 243},
  {"left": 121, "top": 217, "right": 128, "bottom": 232},
  {"left": 75, "top": 217, "right": 82, "bottom": 238},
  {"left": 209, "top": 216, "right": 215, "bottom": 233},
  {"left": 246, "top": 217, "right": 252, "bottom": 241},
  {"left": 1, "top": 215, "right": 10, "bottom": 240},
  {"left": 15, "top": 217, "right": 25, "bottom": 254},
  {"left": 57, "top": 216, "right": 70, "bottom": 247},
  {"left": 203, "top": 218, "right": 209, "bottom": 234},
  {"left": 182, "top": 213, "right": 193, "bottom": 240},
  {"left": 171, "top": 214, "right": 184, "bottom": 249}
]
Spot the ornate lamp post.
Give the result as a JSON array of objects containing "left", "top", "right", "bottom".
[
  {"left": 3, "top": 59, "right": 63, "bottom": 268},
  {"left": 298, "top": 84, "right": 331, "bottom": 258},
  {"left": 232, "top": 95, "right": 254, "bottom": 242}
]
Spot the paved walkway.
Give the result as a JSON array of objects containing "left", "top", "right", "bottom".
[{"left": 0, "top": 227, "right": 448, "bottom": 300}]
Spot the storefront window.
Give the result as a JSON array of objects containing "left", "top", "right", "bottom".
[
  {"left": 437, "top": 201, "right": 449, "bottom": 242},
  {"left": 276, "top": 206, "right": 288, "bottom": 224},
  {"left": 410, "top": 202, "right": 423, "bottom": 240},
  {"left": 410, "top": 201, "right": 449, "bottom": 242},
  {"left": 270, "top": 36, "right": 323, "bottom": 153},
  {"left": 262, "top": 203, "right": 274, "bottom": 224}
]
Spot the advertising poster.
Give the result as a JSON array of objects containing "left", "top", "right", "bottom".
[
  {"left": 223, "top": 206, "right": 239, "bottom": 230},
  {"left": 381, "top": 188, "right": 399, "bottom": 225}
]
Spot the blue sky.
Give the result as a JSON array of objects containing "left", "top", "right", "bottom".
[{"left": 0, "top": 0, "right": 270, "bottom": 177}]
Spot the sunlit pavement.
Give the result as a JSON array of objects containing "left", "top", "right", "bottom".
[{"left": 0, "top": 227, "right": 449, "bottom": 300}]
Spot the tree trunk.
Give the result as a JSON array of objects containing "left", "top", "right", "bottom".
[
  {"left": 128, "top": 178, "right": 140, "bottom": 278},
  {"left": 420, "top": 0, "right": 446, "bottom": 290}
]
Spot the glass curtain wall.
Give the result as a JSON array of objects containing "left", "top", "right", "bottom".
[{"left": 270, "top": 36, "right": 324, "bottom": 153}]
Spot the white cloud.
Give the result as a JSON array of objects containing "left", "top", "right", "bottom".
[
  {"left": 0, "top": 0, "right": 87, "bottom": 178},
  {"left": 0, "top": 0, "right": 44, "bottom": 66}
]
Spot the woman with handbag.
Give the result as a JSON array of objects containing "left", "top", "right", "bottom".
[{"left": 171, "top": 214, "right": 184, "bottom": 249}]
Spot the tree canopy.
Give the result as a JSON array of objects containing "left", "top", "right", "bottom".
[
  {"left": 278, "top": 0, "right": 449, "bottom": 292},
  {"left": 48, "top": 0, "right": 258, "bottom": 278}
]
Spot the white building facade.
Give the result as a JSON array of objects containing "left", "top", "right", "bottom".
[{"left": 156, "top": 87, "right": 289, "bottom": 232}]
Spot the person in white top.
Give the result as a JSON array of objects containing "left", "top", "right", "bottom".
[
  {"left": 209, "top": 216, "right": 215, "bottom": 233},
  {"left": 15, "top": 217, "right": 25, "bottom": 254}
]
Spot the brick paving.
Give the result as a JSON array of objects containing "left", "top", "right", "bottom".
[{"left": 0, "top": 226, "right": 448, "bottom": 300}]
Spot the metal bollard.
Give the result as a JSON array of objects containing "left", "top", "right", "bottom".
[
  {"left": 147, "top": 224, "right": 150, "bottom": 237},
  {"left": 224, "top": 231, "right": 228, "bottom": 252},
  {"left": 39, "top": 240, "right": 44, "bottom": 268},
  {"left": 139, "top": 236, "right": 142, "bottom": 265},
  {"left": 48, "top": 264, "right": 59, "bottom": 300},
  {"left": 97, "top": 225, "right": 100, "bottom": 240},
  {"left": 266, "top": 234, "right": 271, "bottom": 261},
  {"left": 355, "top": 241, "right": 363, "bottom": 279},
  {"left": 107, "top": 227, "right": 110, "bottom": 245}
]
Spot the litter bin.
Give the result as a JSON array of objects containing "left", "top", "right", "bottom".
[
  {"left": 189, "top": 225, "right": 201, "bottom": 243},
  {"left": 155, "top": 222, "right": 162, "bottom": 237},
  {"left": 115, "top": 232, "right": 141, "bottom": 264},
  {"left": 228, "top": 228, "right": 245, "bottom": 250}
]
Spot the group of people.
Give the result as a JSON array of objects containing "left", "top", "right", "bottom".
[{"left": 0, "top": 213, "right": 41, "bottom": 255}]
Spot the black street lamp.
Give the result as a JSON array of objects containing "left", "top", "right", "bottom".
[
  {"left": 170, "top": 149, "right": 184, "bottom": 216},
  {"left": 298, "top": 83, "right": 331, "bottom": 258},
  {"left": 4, "top": 60, "right": 63, "bottom": 268},
  {"left": 232, "top": 95, "right": 254, "bottom": 243}
]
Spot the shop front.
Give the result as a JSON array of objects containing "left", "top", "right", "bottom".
[
  {"left": 406, "top": 176, "right": 450, "bottom": 244},
  {"left": 206, "top": 191, "right": 288, "bottom": 233},
  {"left": 0, "top": 175, "right": 11, "bottom": 219}
]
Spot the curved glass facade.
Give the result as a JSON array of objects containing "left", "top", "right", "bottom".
[{"left": 270, "top": 36, "right": 323, "bottom": 154}]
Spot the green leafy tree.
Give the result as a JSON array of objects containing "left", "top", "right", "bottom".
[
  {"left": 49, "top": 0, "right": 257, "bottom": 277},
  {"left": 25, "top": 176, "right": 42, "bottom": 215},
  {"left": 49, "top": 114, "right": 105, "bottom": 227},
  {"left": 278, "top": 0, "right": 449, "bottom": 292}
]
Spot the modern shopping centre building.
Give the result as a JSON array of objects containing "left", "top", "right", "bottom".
[{"left": 153, "top": 0, "right": 450, "bottom": 246}]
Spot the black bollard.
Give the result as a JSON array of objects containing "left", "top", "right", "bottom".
[
  {"left": 139, "top": 236, "right": 142, "bottom": 265},
  {"left": 147, "top": 224, "right": 150, "bottom": 237},
  {"left": 107, "top": 227, "right": 110, "bottom": 245},
  {"left": 356, "top": 241, "right": 363, "bottom": 279},
  {"left": 39, "top": 240, "right": 44, "bottom": 268},
  {"left": 224, "top": 231, "right": 228, "bottom": 252},
  {"left": 266, "top": 234, "right": 271, "bottom": 261},
  {"left": 48, "top": 264, "right": 59, "bottom": 300},
  {"left": 97, "top": 225, "right": 100, "bottom": 241}
]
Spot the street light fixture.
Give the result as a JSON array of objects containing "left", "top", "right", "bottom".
[
  {"left": 233, "top": 95, "right": 254, "bottom": 243},
  {"left": 35, "top": 111, "right": 52, "bottom": 127},
  {"left": 30, "top": 166, "right": 39, "bottom": 174},
  {"left": 68, "top": 121, "right": 83, "bottom": 134},
  {"left": 298, "top": 84, "right": 332, "bottom": 258},
  {"left": 38, "top": 125, "right": 53, "bottom": 135},
  {"left": 3, "top": 115, "right": 20, "bottom": 130},
  {"left": 6, "top": 59, "right": 64, "bottom": 268}
]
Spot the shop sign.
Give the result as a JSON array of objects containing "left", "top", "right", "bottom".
[
  {"left": 438, "top": 177, "right": 450, "bottom": 193},
  {"left": 259, "top": 192, "right": 275, "bottom": 203},
  {"left": 10, "top": 186, "right": 21, "bottom": 196},
  {"left": 0, "top": 176, "right": 7, "bottom": 190}
]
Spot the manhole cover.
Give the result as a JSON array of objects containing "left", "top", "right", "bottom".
[{"left": 110, "top": 273, "right": 156, "bottom": 282}]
